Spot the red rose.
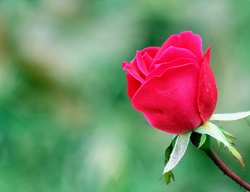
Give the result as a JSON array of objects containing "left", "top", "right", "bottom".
[{"left": 122, "top": 31, "right": 217, "bottom": 134}]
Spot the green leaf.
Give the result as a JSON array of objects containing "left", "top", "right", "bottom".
[
  {"left": 195, "top": 122, "right": 244, "bottom": 168},
  {"left": 218, "top": 126, "right": 236, "bottom": 139},
  {"left": 210, "top": 111, "right": 250, "bottom": 121},
  {"left": 229, "top": 147, "right": 245, "bottom": 169},
  {"left": 163, "top": 171, "right": 175, "bottom": 185},
  {"left": 217, "top": 140, "right": 221, "bottom": 149},
  {"left": 164, "top": 142, "right": 173, "bottom": 166},
  {"left": 195, "top": 122, "right": 231, "bottom": 147},
  {"left": 162, "top": 138, "right": 176, "bottom": 185},
  {"left": 162, "top": 132, "right": 191, "bottom": 175},
  {"left": 198, "top": 134, "right": 207, "bottom": 148}
]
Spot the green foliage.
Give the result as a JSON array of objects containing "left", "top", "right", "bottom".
[
  {"left": 163, "top": 171, "right": 175, "bottom": 185},
  {"left": 162, "top": 138, "right": 174, "bottom": 185},
  {"left": 195, "top": 122, "right": 244, "bottom": 168},
  {"left": 198, "top": 134, "right": 207, "bottom": 149},
  {"left": 163, "top": 132, "right": 191, "bottom": 177}
]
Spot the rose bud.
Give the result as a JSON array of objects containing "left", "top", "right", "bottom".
[{"left": 122, "top": 31, "right": 217, "bottom": 134}]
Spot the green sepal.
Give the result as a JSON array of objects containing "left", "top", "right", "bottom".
[
  {"left": 217, "top": 126, "right": 236, "bottom": 139},
  {"left": 161, "top": 136, "right": 175, "bottom": 185},
  {"left": 198, "top": 134, "right": 207, "bottom": 149},
  {"left": 210, "top": 111, "right": 250, "bottom": 121},
  {"left": 217, "top": 140, "right": 221, "bottom": 149},
  {"left": 195, "top": 122, "right": 244, "bottom": 168},
  {"left": 164, "top": 141, "right": 174, "bottom": 166},
  {"left": 162, "top": 132, "right": 191, "bottom": 175},
  {"left": 229, "top": 146, "right": 245, "bottom": 169},
  {"left": 163, "top": 171, "right": 175, "bottom": 185}
]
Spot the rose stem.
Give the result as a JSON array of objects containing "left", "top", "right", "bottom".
[
  {"left": 190, "top": 132, "right": 250, "bottom": 190},
  {"left": 204, "top": 148, "right": 250, "bottom": 191}
]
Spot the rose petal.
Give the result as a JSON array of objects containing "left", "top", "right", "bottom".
[
  {"left": 203, "top": 45, "right": 212, "bottom": 64},
  {"left": 149, "top": 46, "right": 198, "bottom": 72},
  {"left": 197, "top": 47, "right": 217, "bottom": 122},
  {"left": 142, "top": 53, "right": 154, "bottom": 69},
  {"left": 146, "top": 58, "right": 198, "bottom": 81},
  {"left": 122, "top": 61, "right": 145, "bottom": 83},
  {"left": 136, "top": 51, "right": 149, "bottom": 76},
  {"left": 132, "top": 63, "right": 202, "bottom": 134},
  {"left": 158, "top": 46, "right": 198, "bottom": 63},
  {"left": 140, "top": 46, "right": 160, "bottom": 58},
  {"left": 125, "top": 73, "right": 142, "bottom": 99},
  {"left": 155, "top": 31, "right": 203, "bottom": 61}
]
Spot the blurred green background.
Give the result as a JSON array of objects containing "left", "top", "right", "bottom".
[{"left": 0, "top": 0, "right": 250, "bottom": 191}]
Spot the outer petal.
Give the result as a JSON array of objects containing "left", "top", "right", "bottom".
[
  {"left": 125, "top": 73, "right": 142, "bottom": 99},
  {"left": 197, "top": 47, "right": 218, "bottom": 122},
  {"left": 122, "top": 61, "right": 145, "bottom": 83},
  {"left": 203, "top": 45, "right": 211, "bottom": 63},
  {"left": 155, "top": 31, "right": 203, "bottom": 62},
  {"left": 132, "top": 63, "right": 202, "bottom": 134}
]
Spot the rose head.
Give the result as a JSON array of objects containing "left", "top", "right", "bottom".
[{"left": 122, "top": 31, "right": 217, "bottom": 134}]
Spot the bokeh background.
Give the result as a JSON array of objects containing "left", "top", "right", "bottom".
[{"left": 0, "top": 0, "right": 250, "bottom": 191}]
